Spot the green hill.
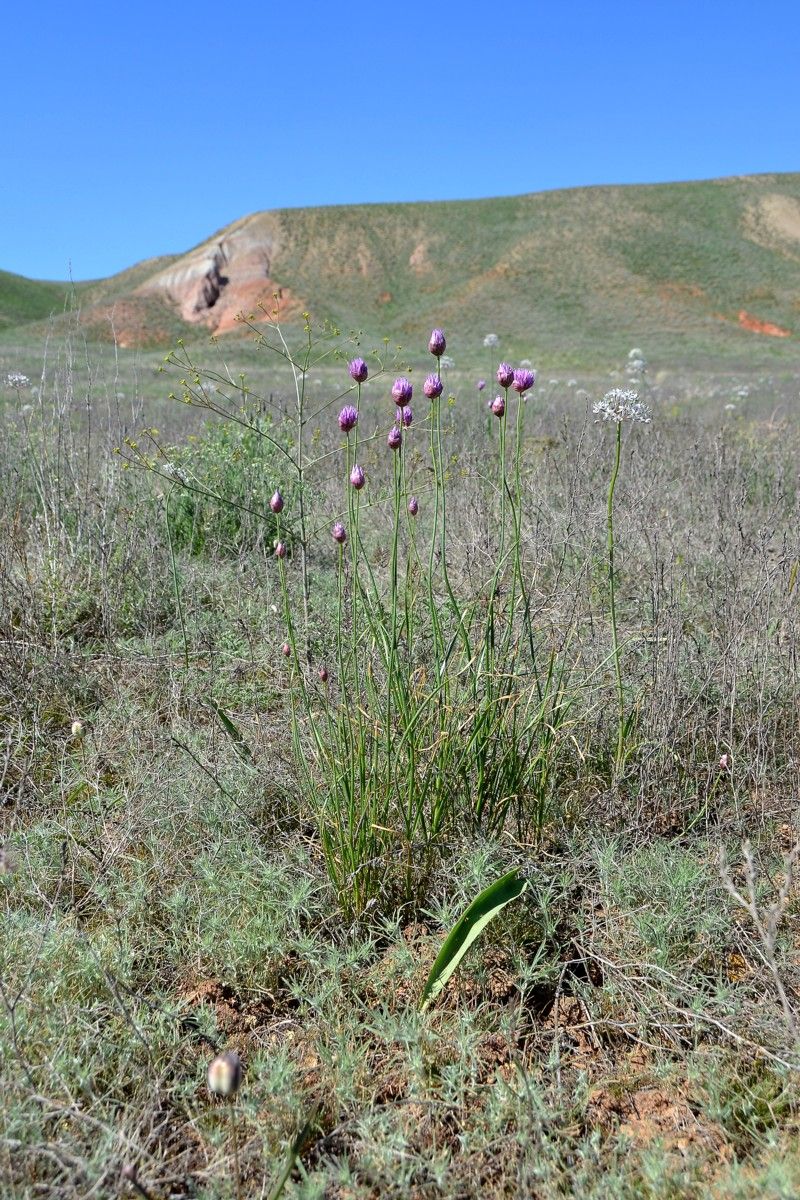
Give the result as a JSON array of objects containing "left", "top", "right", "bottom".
[{"left": 3, "top": 174, "right": 799, "bottom": 366}]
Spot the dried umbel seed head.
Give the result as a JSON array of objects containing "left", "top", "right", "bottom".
[
  {"left": 282, "top": 642, "right": 291, "bottom": 657},
  {"left": 391, "top": 377, "right": 413, "bottom": 404},
  {"left": 491, "top": 395, "right": 505, "bottom": 418},
  {"left": 318, "top": 665, "right": 329, "bottom": 683},
  {"left": 338, "top": 405, "right": 358, "bottom": 433},
  {"left": 387, "top": 425, "right": 402, "bottom": 451},
  {"left": 496, "top": 362, "right": 514, "bottom": 388},
  {"left": 512, "top": 368, "right": 536, "bottom": 393},
  {"left": 349, "top": 464, "right": 366, "bottom": 490},
  {"left": 274, "top": 541, "right": 287, "bottom": 559},
  {"left": 423, "top": 373, "right": 443, "bottom": 399},
  {"left": 208, "top": 1050, "right": 242, "bottom": 1098},
  {"left": 270, "top": 490, "right": 284, "bottom": 514},
  {"left": 71, "top": 720, "right": 84, "bottom": 738},
  {"left": 331, "top": 521, "right": 347, "bottom": 544},
  {"left": 396, "top": 404, "right": 413, "bottom": 427},
  {"left": 407, "top": 496, "right": 419, "bottom": 516},
  {"left": 428, "top": 328, "right": 446, "bottom": 357},
  {"left": 348, "top": 358, "right": 368, "bottom": 383}
]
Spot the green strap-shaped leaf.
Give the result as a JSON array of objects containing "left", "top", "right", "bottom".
[
  {"left": 208, "top": 699, "right": 255, "bottom": 764},
  {"left": 419, "top": 868, "right": 528, "bottom": 1012}
]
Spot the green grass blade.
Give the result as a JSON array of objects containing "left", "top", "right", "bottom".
[
  {"left": 267, "top": 1104, "right": 320, "bottom": 1200},
  {"left": 419, "top": 868, "right": 528, "bottom": 1012},
  {"left": 208, "top": 699, "right": 254, "bottom": 763}
]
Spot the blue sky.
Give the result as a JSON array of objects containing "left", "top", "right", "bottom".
[{"left": 4, "top": 0, "right": 798, "bottom": 280}]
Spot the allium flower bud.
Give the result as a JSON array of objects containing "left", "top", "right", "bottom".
[
  {"left": 496, "top": 363, "right": 514, "bottom": 389},
  {"left": 477, "top": 379, "right": 486, "bottom": 391},
  {"left": 387, "top": 425, "right": 402, "bottom": 451},
  {"left": 318, "top": 665, "right": 329, "bottom": 683},
  {"left": 338, "top": 405, "right": 358, "bottom": 433},
  {"left": 332, "top": 521, "right": 347, "bottom": 544},
  {"left": 348, "top": 358, "right": 368, "bottom": 383},
  {"left": 270, "top": 490, "right": 284, "bottom": 514},
  {"left": 391, "top": 377, "right": 413, "bottom": 404},
  {"left": 491, "top": 395, "right": 505, "bottom": 418},
  {"left": 208, "top": 1050, "right": 242, "bottom": 1098},
  {"left": 71, "top": 720, "right": 84, "bottom": 738},
  {"left": 428, "top": 328, "right": 446, "bottom": 357},
  {"left": 423, "top": 374, "right": 443, "bottom": 399},
  {"left": 407, "top": 496, "right": 419, "bottom": 516},
  {"left": 350, "top": 464, "right": 366, "bottom": 490},
  {"left": 512, "top": 368, "right": 536, "bottom": 393},
  {"left": 274, "top": 541, "right": 287, "bottom": 558},
  {"left": 282, "top": 642, "right": 291, "bottom": 657},
  {"left": 396, "top": 405, "right": 413, "bottom": 427}
]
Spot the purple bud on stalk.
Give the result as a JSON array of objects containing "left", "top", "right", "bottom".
[
  {"left": 274, "top": 541, "right": 287, "bottom": 558},
  {"left": 318, "top": 665, "right": 329, "bottom": 683},
  {"left": 396, "top": 404, "right": 413, "bottom": 427},
  {"left": 428, "top": 328, "right": 446, "bottom": 357},
  {"left": 270, "top": 489, "right": 284, "bottom": 514},
  {"left": 491, "top": 395, "right": 506, "bottom": 418},
  {"left": 350, "top": 463, "right": 366, "bottom": 490},
  {"left": 477, "top": 379, "right": 486, "bottom": 391},
  {"left": 423, "top": 373, "right": 443, "bottom": 399},
  {"left": 512, "top": 367, "right": 536, "bottom": 393},
  {"left": 332, "top": 521, "right": 347, "bottom": 544},
  {"left": 407, "top": 496, "right": 419, "bottom": 516},
  {"left": 338, "top": 405, "right": 358, "bottom": 432},
  {"left": 496, "top": 363, "right": 514, "bottom": 389},
  {"left": 387, "top": 425, "right": 402, "bottom": 451},
  {"left": 282, "top": 642, "right": 291, "bottom": 657},
  {"left": 348, "top": 358, "right": 368, "bottom": 383},
  {"left": 391, "top": 377, "right": 413, "bottom": 404}
]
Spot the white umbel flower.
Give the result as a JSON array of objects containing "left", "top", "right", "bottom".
[{"left": 592, "top": 388, "right": 651, "bottom": 424}]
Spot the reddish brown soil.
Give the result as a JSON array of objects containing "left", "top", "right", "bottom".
[{"left": 737, "top": 310, "right": 791, "bottom": 336}]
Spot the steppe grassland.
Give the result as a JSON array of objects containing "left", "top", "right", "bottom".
[{"left": 1, "top": 316, "right": 799, "bottom": 1198}]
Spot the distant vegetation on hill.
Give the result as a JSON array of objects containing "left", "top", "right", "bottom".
[{"left": 2, "top": 173, "right": 799, "bottom": 366}]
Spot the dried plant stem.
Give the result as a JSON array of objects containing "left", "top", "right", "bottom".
[{"left": 720, "top": 840, "right": 800, "bottom": 1044}]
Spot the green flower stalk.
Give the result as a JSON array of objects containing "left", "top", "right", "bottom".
[{"left": 593, "top": 388, "right": 652, "bottom": 775}]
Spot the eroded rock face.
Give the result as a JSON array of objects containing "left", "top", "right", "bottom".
[{"left": 134, "top": 215, "right": 301, "bottom": 333}]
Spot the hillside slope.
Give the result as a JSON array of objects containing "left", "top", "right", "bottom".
[{"left": 3, "top": 174, "right": 799, "bottom": 364}]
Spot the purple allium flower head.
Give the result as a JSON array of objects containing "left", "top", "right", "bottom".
[
  {"left": 270, "top": 489, "right": 284, "bottom": 514},
  {"left": 477, "top": 379, "right": 486, "bottom": 391},
  {"left": 407, "top": 496, "right": 419, "bottom": 516},
  {"left": 423, "top": 373, "right": 443, "bottom": 399},
  {"left": 491, "top": 395, "right": 506, "bottom": 418},
  {"left": 348, "top": 357, "right": 368, "bottom": 383},
  {"left": 282, "top": 642, "right": 291, "bottom": 658},
  {"left": 318, "top": 665, "right": 329, "bottom": 683},
  {"left": 396, "top": 404, "right": 413, "bottom": 427},
  {"left": 349, "top": 463, "right": 366, "bottom": 490},
  {"left": 338, "top": 405, "right": 358, "bottom": 433},
  {"left": 428, "top": 328, "right": 446, "bottom": 357},
  {"left": 512, "top": 367, "right": 536, "bottom": 393},
  {"left": 274, "top": 540, "right": 287, "bottom": 558},
  {"left": 391, "top": 377, "right": 413, "bottom": 404},
  {"left": 387, "top": 425, "right": 402, "bottom": 451},
  {"left": 331, "top": 521, "right": 347, "bottom": 544},
  {"left": 496, "top": 362, "right": 514, "bottom": 389}
]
